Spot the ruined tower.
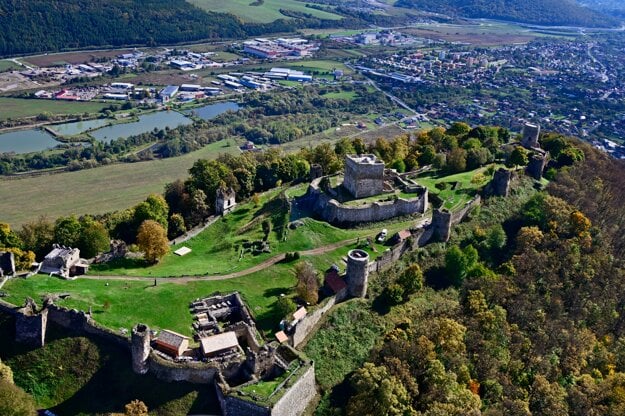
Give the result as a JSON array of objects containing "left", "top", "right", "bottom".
[
  {"left": 15, "top": 298, "right": 48, "bottom": 348},
  {"left": 432, "top": 209, "right": 453, "bottom": 243},
  {"left": 343, "top": 155, "right": 385, "bottom": 198},
  {"left": 131, "top": 323, "right": 151, "bottom": 374},
  {"left": 488, "top": 168, "right": 513, "bottom": 197},
  {"left": 521, "top": 123, "right": 541, "bottom": 149},
  {"left": 526, "top": 152, "right": 548, "bottom": 180},
  {"left": 346, "top": 249, "right": 369, "bottom": 298},
  {"left": 215, "top": 187, "right": 237, "bottom": 216}
]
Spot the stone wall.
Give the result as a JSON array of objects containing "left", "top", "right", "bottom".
[
  {"left": 271, "top": 364, "right": 317, "bottom": 416},
  {"left": 148, "top": 351, "right": 221, "bottom": 383},
  {"left": 344, "top": 155, "right": 385, "bottom": 198},
  {"left": 303, "top": 180, "right": 428, "bottom": 227},
  {"left": 291, "top": 295, "right": 341, "bottom": 348}
]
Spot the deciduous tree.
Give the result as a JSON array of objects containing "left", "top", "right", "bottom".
[{"left": 136, "top": 220, "right": 169, "bottom": 264}]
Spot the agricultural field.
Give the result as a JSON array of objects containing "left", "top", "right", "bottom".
[
  {"left": 0, "top": 60, "right": 20, "bottom": 72},
  {"left": 0, "top": 139, "right": 241, "bottom": 227},
  {"left": 188, "top": 0, "right": 343, "bottom": 23},
  {"left": 23, "top": 49, "right": 133, "bottom": 67},
  {"left": 0, "top": 97, "right": 110, "bottom": 121}
]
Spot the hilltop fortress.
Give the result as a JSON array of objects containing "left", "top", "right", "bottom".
[{"left": 300, "top": 154, "right": 428, "bottom": 226}]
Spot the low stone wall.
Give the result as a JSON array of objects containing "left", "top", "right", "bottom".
[
  {"left": 451, "top": 195, "right": 481, "bottom": 226},
  {"left": 302, "top": 180, "right": 427, "bottom": 226},
  {"left": 271, "top": 364, "right": 316, "bottom": 416},
  {"left": 148, "top": 351, "right": 221, "bottom": 384},
  {"left": 46, "top": 304, "right": 130, "bottom": 350},
  {"left": 291, "top": 295, "right": 343, "bottom": 348}
]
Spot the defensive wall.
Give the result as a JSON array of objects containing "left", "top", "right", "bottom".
[{"left": 301, "top": 177, "right": 428, "bottom": 226}]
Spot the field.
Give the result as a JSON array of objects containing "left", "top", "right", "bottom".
[
  {"left": 0, "top": 60, "right": 20, "bottom": 72},
  {"left": 0, "top": 139, "right": 241, "bottom": 227},
  {"left": 24, "top": 49, "right": 133, "bottom": 67},
  {"left": 0, "top": 97, "right": 109, "bottom": 121},
  {"left": 188, "top": 0, "right": 343, "bottom": 23},
  {"left": 402, "top": 21, "right": 543, "bottom": 46}
]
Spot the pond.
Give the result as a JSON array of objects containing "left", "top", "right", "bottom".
[
  {"left": 48, "top": 119, "right": 111, "bottom": 136},
  {"left": 184, "top": 101, "right": 240, "bottom": 120},
  {"left": 0, "top": 129, "right": 61, "bottom": 154},
  {"left": 89, "top": 111, "right": 193, "bottom": 143}
]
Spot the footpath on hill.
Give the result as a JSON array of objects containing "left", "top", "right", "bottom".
[{"left": 80, "top": 237, "right": 362, "bottom": 284}]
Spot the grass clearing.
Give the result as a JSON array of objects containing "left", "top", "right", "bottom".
[
  {"left": 0, "top": 139, "right": 241, "bottom": 227},
  {"left": 0, "top": 60, "right": 20, "bottom": 72},
  {"left": 0, "top": 98, "right": 110, "bottom": 121},
  {"left": 188, "top": 0, "right": 342, "bottom": 23}
]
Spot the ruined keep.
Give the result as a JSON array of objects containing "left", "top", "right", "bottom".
[
  {"left": 527, "top": 152, "right": 548, "bottom": 180},
  {"left": 15, "top": 298, "right": 48, "bottom": 347},
  {"left": 216, "top": 187, "right": 237, "bottom": 216},
  {"left": 432, "top": 209, "right": 453, "bottom": 243},
  {"left": 485, "top": 168, "right": 513, "bottom": 197},
  {"left": 521, "top": 123, "right": 541, "bottom": 149},
  {"left": 346, "top": 249, "right": 369, "bottom": 298},
  {"left": 343, "top": 154, "right": 385, "bottom": 198},
  {"left": 131, "top": 324, "right": 151, "bottom": 374}
]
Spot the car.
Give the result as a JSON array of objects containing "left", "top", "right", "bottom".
[{"left": 376, "top": 229, "right": 388, "bottom": 242}]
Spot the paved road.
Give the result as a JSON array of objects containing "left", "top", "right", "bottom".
[{"left": 80, "top": 237, "right": 361, "bottom": 283}]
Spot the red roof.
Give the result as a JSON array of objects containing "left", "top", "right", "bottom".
[
  {"left": 397, "top": 230, "right": 411, "bottom": 241},
  {"left": 325, "top": 270, "right": 347, "bottom": 294}
]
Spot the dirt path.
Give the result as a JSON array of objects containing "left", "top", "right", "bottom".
[{"left": 80, "top": 237, "right": 360, "bottom": 284}]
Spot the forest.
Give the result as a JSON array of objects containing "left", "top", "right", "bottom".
[
  {"left": 311, "top": 135, "right": 625, "bottom": 415},
  {"left": 396, "top": 0, "right": 619, "bottom": 27}
]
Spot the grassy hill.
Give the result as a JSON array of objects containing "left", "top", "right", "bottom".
[{"left": 396, "top": 0, "right": 619, "bottom": 27}]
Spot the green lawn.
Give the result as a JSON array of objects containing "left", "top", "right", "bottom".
[
  {"left": 188, "top": 0, "right": 342, "bottom": 23},
  {"left": 414, "top": 165, "right": 495, "bottom": 210},
  {"left": 0, "top": 60, "right": 20, "bottom": 72},
  {"left": 283, "top": 59, "right": 352, "bottom": 75},
  {"left": 3, "top": 261, "right": 299, "bottom": 336},
  {"left": 0, "top": 98, "right": 109, "bottom": 121},
  {"left": 322, "top": 90, "right": 357, "bottom": 100},
  {"left": 0, "top": 139, "right": 241, "bottom": 227}
]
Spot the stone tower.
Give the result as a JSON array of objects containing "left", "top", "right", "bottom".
[
  {"left": 343, "top": 155, "right": 385, "bottom": 198},
  {"left": 526, "top": 152, "right": 548, "bottom": 180},
  {"left": 432, "top": 209, "right": 452, "bottom": 243},
  {"left": 131, "top": 323, "right": 151, "bottom": 374},
  {"left": 489, "top": 168, "right": 513, "bottom": 197},
  {"left": 521, "top": 123, "right": 540, "bottom": 149},
  {"left": 215, "top": 187, "right": 237, "bottom": 216},
  {"left": 15, "top": 298, "right": 48, "bottom": 348},
  {"left": 346, "top": 249, "right": 369, "bottom": 298}
]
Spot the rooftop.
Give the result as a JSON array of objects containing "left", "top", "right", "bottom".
[
  {"left": 347, "top": 154, "right": 383, "bottom": 164},
  {"left": 200, "top": 331, "right": 239, "bottom": 355},
  {"left": 156, "top": 329, "right": 189, "bottom": 348}
]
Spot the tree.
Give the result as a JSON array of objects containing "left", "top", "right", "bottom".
[
  {"left": 347, "top": 362, "right": 416, "bottom": 416},
  {"left": 134, "top": 194, "right": 169, "bottom": 231},
  {"left": 136, "top": 220, "right": 169, "bottom": 264},
  {"left": 445, "top": 245, "right": 477, "bottom": 286},
  {"left": 398, "top": 264, "right": 423, "bottom": 296},
  {"left": 295, "top": 262, "right": 320, "bottom": 305},
  {"left": 0, "top": 379, "right": 37, "bottom": 416},
  {"left": 446, "top": 148, "right": 467, "bottom": 173},
  {"left": 0, "top": 360, "right": 13, "bottom": 384},
  {"left": 276, "top": 296, "right": 297, "bottom": 318},
  {"left": 508, "top": 146, "right": 529, "bottom": 168},
  {"left": 168, "top": 214, "right": 186, "bottom": 240},
  {"left": 54, "top": 215, "right": 82, "bottom": 247},
  {"left": 78, "top": 217, "right": 110, "bottom": 258},
  {"left": 125, "top": 399, "right": 149, "bottom": 416},
  {"left": 0, "top": 223, "right": 21, "bottom": 249},
  {"left": 18, "top": 216, "right": 54, "bottom": 259}
]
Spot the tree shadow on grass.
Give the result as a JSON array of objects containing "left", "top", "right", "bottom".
[{"left": 90, "top": 257, "right": 149, "bottom": 273}]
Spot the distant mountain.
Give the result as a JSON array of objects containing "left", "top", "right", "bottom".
[
  {"left": 0, "top": 0, "right": 247, "bottom": 56},
  {"left": 396, "top": 0, "right": 619, "bottom": 27},
  {"left": 578, "top": 0, "right": 625, "bottom": 18}
]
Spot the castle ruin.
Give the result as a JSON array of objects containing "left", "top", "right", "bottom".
[
  {"left": 343, "top": 154, "right": 385, "bottom": 198},
  {"left": 346, "top": 249, "right": 369, "bottom": 298},
  {"left": 216, "top": 187, "right": 237, "bottom": 216},
  {"left": 521, "top": 123, "right": 541, "bottom": 149}
]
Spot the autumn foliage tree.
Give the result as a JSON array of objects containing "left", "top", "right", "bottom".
[
  {"left": 125, "top": 399, "right": 148, "bottom": 416},
  {"left": 295, "top": 261, "right": 320, "bottom": 305},
  {"left": 0, "top": 379, "right": 37, "bottom": 416},
  {"left": 136, "top": 220, "right": 169, "bottom": 264}
]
